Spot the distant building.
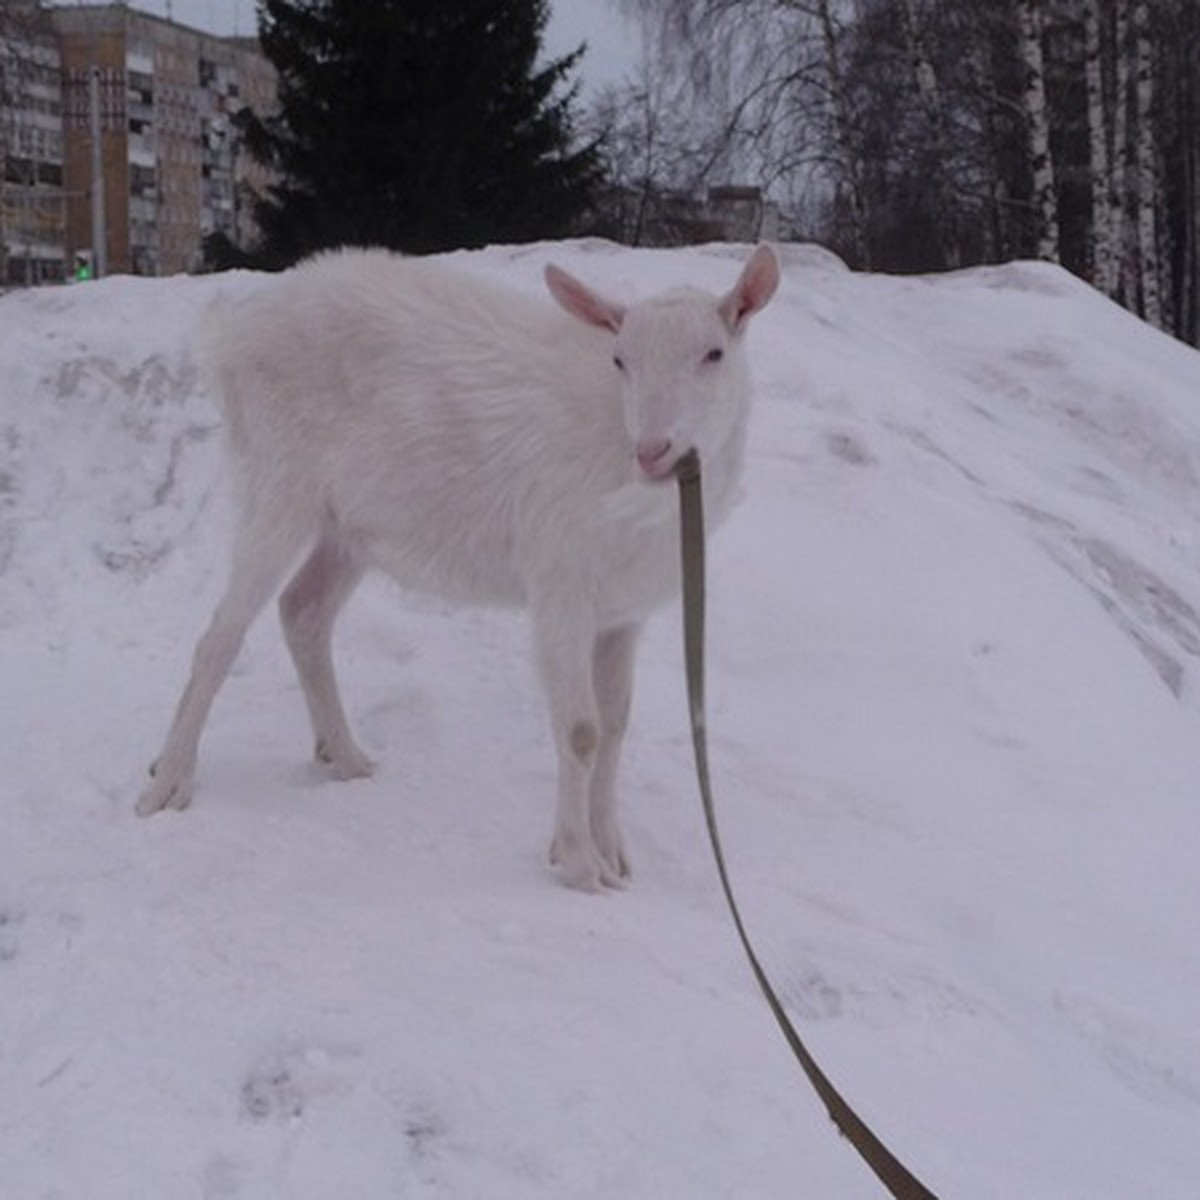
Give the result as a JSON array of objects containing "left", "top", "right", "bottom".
[
  {"left": 51, "top": 3, "right": 276, "bottom": 277},
  {"left": 1, "top": 3, "right": 274, "bottom": 284},
  {"left": 598, "top": 185, "right": 782, "bottom": 249},
  {"left": 705, "top": 186, "right": 782, "bottom": 243},
  {"left": 1, "top": 2, "right": 67, "bottom": 285}
]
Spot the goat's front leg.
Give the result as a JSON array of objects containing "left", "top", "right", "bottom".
[
  {"left": 532, "top": 599, "right": 622, "bottom": 892},
  {"left": 589, "top": 624, "right": 640, "bottom": 880}
]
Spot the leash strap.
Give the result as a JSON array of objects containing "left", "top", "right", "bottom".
[{"left": 675, "top": 450, "right": 940, "bottom": 1200}]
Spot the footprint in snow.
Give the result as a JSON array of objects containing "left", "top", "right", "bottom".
[
  {"left": 0, "top": 909, "right": 23, "bottom": 963},
  {"left": 239, "top": 1043, "right": 356, "bottom": 1124},
  {"left": 240, "top": 1065, "right": 305, "bottom": 1123}
]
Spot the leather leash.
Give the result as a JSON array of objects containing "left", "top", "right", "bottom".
[{"left": 674, "top": 449, "right": 940, "bottom": 1200}]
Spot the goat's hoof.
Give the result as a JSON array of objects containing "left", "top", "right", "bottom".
[
  {"left": 592, "top": 828, "right": 632, "bottom": 883},
  {"left": 136, "top": 774, "right": 193, "bottom": 817},
  {"left": 550, "top": 836, "right": 627, "bottom": 893},
  {"left": 314, "top": 738, "right": 375, "bottom": 781}
]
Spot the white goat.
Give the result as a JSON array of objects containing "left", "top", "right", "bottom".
[{"left": 139, "top": 245, "right": 780, "bottom": 890}]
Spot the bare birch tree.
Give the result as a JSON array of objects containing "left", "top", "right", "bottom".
[
  {"left": 1016, "top": 0, "right": 1060, "bottom": 262},
  {"left": 595, "top": 0, "right": 1195, "bottom": 344},
  {"left": 900, "top": 0, "right": 960, "bottom": 267},
  {"left": 812, "top": 0, "right": 870, "bottom": 265},
  {"left": 587, "top": 9, "right": 704, "bottom": 246},
  {"left": 625, "top": 0, "right": 870, "bottom": 262}
]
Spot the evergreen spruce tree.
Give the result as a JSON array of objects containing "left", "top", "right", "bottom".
[{"left": 222, "top": 0, "right": 600, "bottom": 267}]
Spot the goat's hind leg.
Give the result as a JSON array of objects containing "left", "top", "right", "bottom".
[
  {"left": 138, "top": 511, "right": 312, "bottom": 816},
  {"left": 279, "top": 526, "right": 372, "bottom": 780}
]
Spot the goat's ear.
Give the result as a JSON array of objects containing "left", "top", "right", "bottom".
[
  {"left": 545, "top": 265, "right": 626, "bottom": 333},
  {"left": 719, "top": 243, "right": 781, "bottom": 334}
]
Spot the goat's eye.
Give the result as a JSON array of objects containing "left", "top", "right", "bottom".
[
  {"left": 703, "top": 347, "right": 724, "bottom": 364},
  {"left": 613, "top": 354, "right": 626, "bottom": 372}
]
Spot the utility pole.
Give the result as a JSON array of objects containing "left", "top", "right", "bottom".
[{"left": 88, "top": 63, "right": 107, "bottom": 277}]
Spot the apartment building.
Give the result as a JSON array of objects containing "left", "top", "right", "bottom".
[
  {"left": 1, "top": 2, "right": 67, "bottom": 285},
  {"left": 1, "top": 3, "right": 274, "bottom": 283}
]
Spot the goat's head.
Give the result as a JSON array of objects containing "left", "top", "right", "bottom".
[{"left": 545, "top": 244, "right": 781, "bottom": 482}]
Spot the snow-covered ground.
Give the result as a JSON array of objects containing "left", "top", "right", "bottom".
[{"left": 3, "top": 241, "right": 1199, "bottom": 1199}]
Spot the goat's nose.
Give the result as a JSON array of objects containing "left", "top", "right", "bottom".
[{"left": 635, "top": 438, "right": 673, "bottom": 475}]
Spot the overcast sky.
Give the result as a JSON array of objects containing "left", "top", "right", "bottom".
[{"left": 125, "top": 0, "right": 640, "bottom": 94}]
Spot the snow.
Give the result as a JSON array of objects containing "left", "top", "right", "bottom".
[{"left": 3, "top": 240, "right": 1200, "bottom": 1198}]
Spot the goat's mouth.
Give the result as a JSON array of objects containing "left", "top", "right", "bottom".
[
  {"left": 638, "top": 459, "right": 677, "bottom": 483},
  {"left": 634, "top": 438, "right": 685, "bottom": 482}
]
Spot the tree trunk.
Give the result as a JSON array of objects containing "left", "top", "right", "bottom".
[
  {"left": 1133, "top": 0, "right": 1163, "bottom": 327},
  {"left": 817, "top": 0, "right": 870, "bottom": 268},
  {"left": 1016, "top": 0, "right": 1060, "bottom": 262},
  {"left": 1193, "top": 13, "right": 1200, "bottom": 345},
  {"left": 1108, "top": 0, "right": 1133, "bottom": 304},
  {"left": 1191, "top": 55, "right": 1200, "bottom": 345},
  {"left": 901, "top": 0, "right": 960, "bottom": 268},
  {"left": 1082, "top": 0, "right": 1116, "bottom": 295},
  {"left": 1165, "top": 0, "right": 1198, "bottom": 345}
]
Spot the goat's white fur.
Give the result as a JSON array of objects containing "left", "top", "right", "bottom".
[{"left": 138, "top": 244, "right": 780, "bottom": 891}]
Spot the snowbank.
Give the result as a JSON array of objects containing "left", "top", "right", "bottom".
[{"left": 2, "top": 242, "right": 1199, "bottom": 1198}]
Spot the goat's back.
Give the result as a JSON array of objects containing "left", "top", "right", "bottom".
[{"left": 202, "top": 250, "right": 643, "bottom": 609}]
